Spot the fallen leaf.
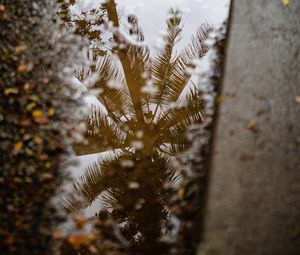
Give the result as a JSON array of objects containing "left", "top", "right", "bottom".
[
  {"left": 32, "top": 110, "right": 49, "bottom": 124},
  {"left": 128, "top": 182, "right": 140, "bottom": 190},
  {"left": 13, "top": 177, "right": 23, "bottom": 183},
  {"left": 74, "top": 215, "right": 87, "bottom": 228},
  {"left": 5, "top": 235, "right": 15, "bottom": 245},
  {"left": 240, "top": 153, "right": 255, "bottom": 162},
  {"left": 13, "top": 141, "right": 23, "bottom": 154},
  {"left": 26, "top": 102, "right": 36, "bottom": 111},
  {"left": 48, "top": 108, "right": 55, "bottom": 117},
  {"left": 4, "top": 88, "right": 19, "bottom": 95},
  {"left": 33, "top": 136, "right": 43, "bottom": 145},
  {"left": 216, "top": 95, "right": 225, "bottom": 103},
  {"left": 37, "top": 154, "right": 49, "bottom": 161},
  {"left": 0, "top": 4, "right": 5, "bottom": 12},
  {"left": 19, "top": 119, "right": 32, "bottom": 126},
  {"left": 34, "top": 116, "right": 49, "bottom": 124},
  {"left": 88, "top": 245, "right": 98, "bottom": 254},
  {"left": 246, "top": 121, "right": 259, "bottom": 133},
  {"left": 40, "top": 173, "right": 53, "bottom": 181},
  {"left": 28, "top": 95, "right": 40, "bottom": 101},
  {"left": 44, "top": 162, "right": 52, "bottom": 169},
  {"left": 177, "top": 188, "right": 185, "bottom": 199},
  {"left": 17, "top": 64, "right": 28, "bottom": 73},
  {"left": 23, "top": 82, "right": 31, "bottom": 90},
  {"left": 282, "top": 0, "right": 289, "bottom": 6},
  {"left": 67, "top": 234, "right": 96, "bottom": 249},
  {"left": 32, "top": 110, "right": 43, "bottom": 118},
  {"left": 15, "top": 45, "right": 27, "bottom": 54},
  {"left": 295, "top": 96, "right": 300, "bottom": 104},
  {"left": 42, "top": 78, "right": 50, "bottom": 83},
  {"left": 52, "top": 230, "right": 63, "bottom": 239}
]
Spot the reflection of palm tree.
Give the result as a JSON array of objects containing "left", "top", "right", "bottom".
[{"left": 65, "top": 0, "right": 212, "bottom": 252}]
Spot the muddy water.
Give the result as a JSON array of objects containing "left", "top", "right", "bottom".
[{"left": 61, "top": 0, "right": 230, "bottom": 254}]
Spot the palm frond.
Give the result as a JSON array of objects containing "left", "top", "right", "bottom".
[
  {"left": 169, "top": 23, "right": 213, "bottom": 100},
  {"left": 153, "top": 24, "right": 212, "bottom": 112},
  {"left": 127, "top": 43, "right": 151, "bottom": 111},
  {"left": 157, "top": 88, "right": 204, "bottom": 130},
  {"left": 63, "top": 153, "right": 123, "bottom": 212},
  {"left": 154, "top": 87, "right": 204, "bottom": 155},
  {"left": 178, "top": 23, "right": 212, "bottom": 65},
  {"left": 92, "top": 55, "right": 136, "bottom": 121},
  {"left": 159, "top": 142, "right": 192, "bottom": 155},
  {"left": 151, "top": 8, "right": 183, "bottom": 107},
  {"left": 74, "top": 108, "right": 128, "bottom": 156}
]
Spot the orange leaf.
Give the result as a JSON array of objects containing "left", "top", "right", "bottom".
[
  {"left": 32, "top": 110, "right": 49, "bottom": 124},
  {"left": 32, "top": 110, "right": 43, "bottom": 118},
  {"left": 88, "top": 245, "right": 98, "bottom": 254},
  {"left": 17, "top": 64, "right": 27, "bottom": 73},
  {"left": 34, "top": 116, "right": 49, "bottom": 124},
  {"left": 74, "top": 215, "right": 87, "bottom": 228},
  {"left": 5, "top": 235, "right": 15, "bottom": 245},
  {"left": 19, "top": 119, "right": 32, "bottom": 126},
  {"left": 33, "top": 136, "right": 43, "bottom": 145},
  {"left": 67, "top": 234, "right": 95, "bottom": 249},
  {"left": 37, "top": 154, "right": 49, "bottom": 161},
  {"left": 52, "top": 230, "right": 63, "bottom": 239},
  {"left": 15, "top": 45, "right": 27, "bottom": 54},
  {"left": 23, "top": 82, "right": 31, "bottom": 90},
  {"left": 13, "top": 141, "right": 23, "bottom": 155}
]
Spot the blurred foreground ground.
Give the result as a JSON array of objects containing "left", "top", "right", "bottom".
[{"left": 198, "top": 0, "right": 300, "bottom": 254}]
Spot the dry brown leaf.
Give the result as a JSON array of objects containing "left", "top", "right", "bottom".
[{"left": 34, "top": 116, "right": 49, "bottom": 124}]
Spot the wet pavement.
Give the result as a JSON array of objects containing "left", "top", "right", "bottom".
[{"left": 198, "top": 0, "right": 300, "bottom": 254}]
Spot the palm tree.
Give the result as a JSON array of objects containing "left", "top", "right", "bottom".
[{"left": 64, "top": 0, "right": 212, "bottom": 253}]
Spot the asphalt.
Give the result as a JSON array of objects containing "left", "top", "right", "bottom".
[{"left": 198, "top": 0, "right": 300, "bottom": 254}]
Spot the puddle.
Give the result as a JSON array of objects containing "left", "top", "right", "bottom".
[{"left": 59, "top": 0, "right": 230, "bottom": 254}]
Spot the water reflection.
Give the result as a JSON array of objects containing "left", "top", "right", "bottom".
[{"left": 61, "top": 0, "right": 212, "bottom": 253}]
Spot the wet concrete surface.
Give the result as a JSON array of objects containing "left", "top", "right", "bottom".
[{"left": 198, "top": 0, "right": 300, "bottom": 254}]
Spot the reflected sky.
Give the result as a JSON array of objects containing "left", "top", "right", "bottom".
[{"left": 74, "top": 0, "right": 230, "bottom": 49}]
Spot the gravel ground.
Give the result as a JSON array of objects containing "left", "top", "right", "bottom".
[{"left": 0, "top": 1, "right": 79, "bottom": 254}]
